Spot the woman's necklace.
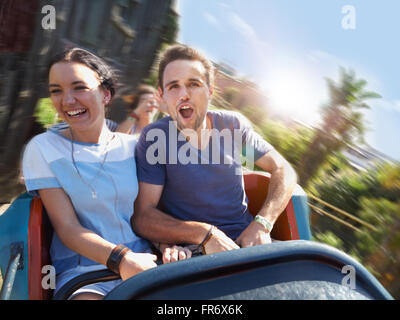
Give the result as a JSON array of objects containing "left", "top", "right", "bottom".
[{"left": 70, "top": 128, "right": 112, "bottom": 199}]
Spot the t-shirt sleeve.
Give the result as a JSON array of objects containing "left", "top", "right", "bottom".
[
  {"left": 236, "top": 112, "right": 274, "bottom": 161},
  {"left": 135, "top": 127, "right": 166, "bottom": 185},
  {"left": 22, "top": 137, "right": 61, "bottom": 195}
]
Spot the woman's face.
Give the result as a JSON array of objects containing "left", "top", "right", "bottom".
[{"left": 48, "top": 62, "right": 110, "bottom": 133}]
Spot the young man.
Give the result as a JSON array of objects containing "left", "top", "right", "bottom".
[{"left": 132, "top": 44, "right": 297, "bottom": 257}]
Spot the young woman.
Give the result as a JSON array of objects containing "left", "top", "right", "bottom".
[{"left": 22, "top": 48, "right": 190, "bottom": 300}]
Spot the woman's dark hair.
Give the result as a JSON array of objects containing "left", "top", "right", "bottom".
[
  {"left": 129, "top": 84, "right": 156, "bottom": 111},
  {"left": 48, "top": 47, "right": 118, "bottom": 98}
]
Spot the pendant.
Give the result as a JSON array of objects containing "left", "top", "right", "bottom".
[{"left": 92, "top": 191, "right": 97, "bottom": 199}]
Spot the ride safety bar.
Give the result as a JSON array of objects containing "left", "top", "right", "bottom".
[{"left": 0, "top": 242, "right": 24, "bottom": 300}]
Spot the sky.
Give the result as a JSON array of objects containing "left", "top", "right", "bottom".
[{"left": 177, "top": 0, "right": 400, "bottom": 161}]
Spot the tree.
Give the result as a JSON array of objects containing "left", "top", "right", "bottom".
[
  {"left": 357, "top": 197, "right": 400, "bottom": 298},
  {"left": 298, "top": 67, "right": 381, "bottom": 187}
]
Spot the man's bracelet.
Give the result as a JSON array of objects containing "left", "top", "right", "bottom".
[
  {"left": 254, "top": 215, "right": 274, "bottom": 233},
  {"left": 200, "top": 225, "right": 215, "bottom": 255},
  {"left": 106, "top": 244, "right": 131, "bottom": 275}
]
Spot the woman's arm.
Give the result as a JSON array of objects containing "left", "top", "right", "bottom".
[{"left": 39, "top": 188, "right": 157, "bottom": 280}]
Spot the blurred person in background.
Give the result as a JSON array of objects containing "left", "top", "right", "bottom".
[{"left": 117, "top": 84, "right": 163, "bottom": 136}]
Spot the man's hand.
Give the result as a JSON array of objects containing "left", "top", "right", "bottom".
[
  {"left": 203, "top": 227, "right": 240, "bottom": 254},
  {"left": 236, "top": 221, "right": 272, "bottom": 248},
  {"left": 119, "top": 251, "right": 158, "bottom": 281}
]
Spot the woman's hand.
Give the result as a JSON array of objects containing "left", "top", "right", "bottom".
[
  {"left": 161, "top": 244, "right": 192, "bottom": 264},
  {"left": 119, "top": 251, "right": 158, "bottom": 281}
]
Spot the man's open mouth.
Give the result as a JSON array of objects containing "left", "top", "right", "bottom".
[
  {"left": 65, "top": 108, "right": 87, "bottom": 117},
  {"left": 178, "top": 104, "right": 194, "bottom": 119}
]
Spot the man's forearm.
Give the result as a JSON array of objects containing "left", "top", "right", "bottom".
[
  {"left": 132, "top": 207, "right": 210, "bottom": 245},
  {"left": 258, "top": 162, "right": 297, "bottom": 224}
]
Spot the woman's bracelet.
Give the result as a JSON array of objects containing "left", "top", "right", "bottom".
[{"left": 106, "top": 244, "right": 131, "bottom": 275}]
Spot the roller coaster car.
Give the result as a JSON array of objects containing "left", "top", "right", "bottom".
[{"left": 0, "top": 172, "right": 393, "bottom": 300}]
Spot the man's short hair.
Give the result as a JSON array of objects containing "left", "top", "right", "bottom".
[{"left": 158, "top": 44, "right": 214, "bottom": 90}]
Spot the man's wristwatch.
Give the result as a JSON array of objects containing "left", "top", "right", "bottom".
[{"left": 254, "top": 215, "right": 273, "bottom": 233}]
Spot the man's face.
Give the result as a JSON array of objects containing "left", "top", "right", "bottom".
[{"left": 159, "top": 59, "right": 212, "bottom": 132}]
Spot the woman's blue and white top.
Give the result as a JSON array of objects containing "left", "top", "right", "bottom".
[{"left": 22, "top": 123, "right": 151, "bottom": 278}]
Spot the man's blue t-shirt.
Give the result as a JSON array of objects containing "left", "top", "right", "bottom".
[{"left": 135, "top": 110, "right": 274, "bottom": 240}]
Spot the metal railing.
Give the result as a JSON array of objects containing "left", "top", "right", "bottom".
[{"left": 307, "top": 193, "right": 378, "bottom": 233}]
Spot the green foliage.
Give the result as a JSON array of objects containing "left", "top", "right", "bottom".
[
  {"left": 310, "top": 161, "right": 400, "bottom": 297},
  {"left": 222, "top": 87, "right": 240, "bottom": 105},
  {"left": 259, "top": 119, "right": 313, "bottom": 173},
  {"left": 375, "top": 163, "right": 400, "bottom": 194},
  {"left": 210, "top": 88, "right": 231, "bottom": 111},
  {"left": 34, "top": 98, "right": 57, "bottom": 128},
  {"left": 356, "top": 197, "right": 400, "bottom": 253},
  {"left": 241, "top": 105, "right": 268, "bottom": 128},
  {"left": 314, "top": 231, "right": 345, "bottom": 251}
]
